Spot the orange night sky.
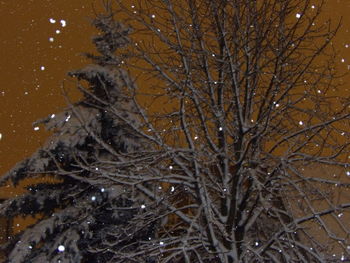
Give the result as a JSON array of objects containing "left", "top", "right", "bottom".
[{"left": 0, "top": 1, "right": 350, "bottom": 197}]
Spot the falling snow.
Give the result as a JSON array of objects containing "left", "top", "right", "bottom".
[
  {"left": 60, "top": 20, "right": 67, "bottom": 27},
  {"left": 0, "top": 3, "right": 349, "bottom": 261},
  {"left": 57, "top": 245, "right": 65, "bottom": 252}
]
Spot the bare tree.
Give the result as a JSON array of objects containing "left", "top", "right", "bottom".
[{"left": 1, "top": 0, "right": 350, "bottom": 262}]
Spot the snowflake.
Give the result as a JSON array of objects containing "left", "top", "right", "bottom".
[
  {"left": 58, "top": 245, "right": 65, "bottom": 252},
  {"left": 60, "top": 20, "right": 67, "bottom": 27}
]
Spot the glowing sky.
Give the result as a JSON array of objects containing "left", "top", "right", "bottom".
[{"left": 0, "top": 0, "right": 350, "bottom": 184}]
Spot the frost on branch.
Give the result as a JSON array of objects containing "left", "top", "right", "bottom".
[{"left": 1, "top": 1, "right": 350, "bottom": 263}]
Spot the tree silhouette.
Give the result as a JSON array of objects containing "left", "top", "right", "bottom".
[{"left": 1, "top": 0, "right": 350, "bottom": 262}]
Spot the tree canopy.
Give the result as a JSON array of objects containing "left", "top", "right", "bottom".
[{"left": 1, "top": 0, "right": 350, "bottom": 262}]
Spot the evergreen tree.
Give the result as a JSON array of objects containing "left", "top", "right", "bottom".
[{"left": 0, "top": 9, "right": 158, "bottom": 263}]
